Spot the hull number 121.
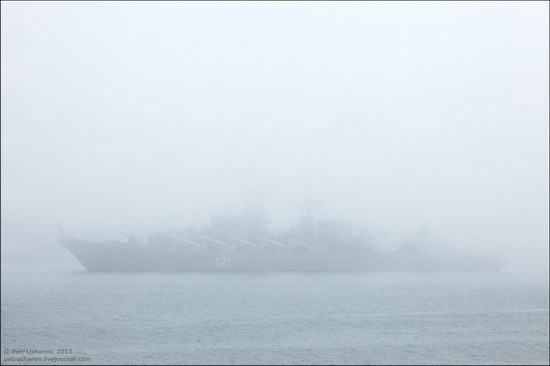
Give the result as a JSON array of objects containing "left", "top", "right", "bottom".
[{"left": 215, "top": 256, "right": 231, "bottom": 268}]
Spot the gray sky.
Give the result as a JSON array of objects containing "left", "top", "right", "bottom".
[{"left": 1, "top": 2, "right": 548, "bottom": 270}]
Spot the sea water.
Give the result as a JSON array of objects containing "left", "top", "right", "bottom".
[{"left": 1, "top": 266, "right": 548, "bottom": 365}]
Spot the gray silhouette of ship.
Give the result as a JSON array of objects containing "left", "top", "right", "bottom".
[{"left": 60, "top": 207, "right": 505, "bottom": 272}]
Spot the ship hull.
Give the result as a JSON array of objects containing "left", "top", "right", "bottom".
[{"left": 60, "top": 239, "right": 505, "bottom": 272}]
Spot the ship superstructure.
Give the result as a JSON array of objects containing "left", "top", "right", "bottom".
[{"left": 59, "top": 209, "right": 505, "bottom": 272}]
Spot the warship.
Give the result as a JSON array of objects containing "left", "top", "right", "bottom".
[{"left": 59, "top": 208, "right": 505, "bottom": 272}]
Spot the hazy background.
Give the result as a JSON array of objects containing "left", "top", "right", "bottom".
[{"left": 1, "top": 2, "right": 548, "bottom": 271}]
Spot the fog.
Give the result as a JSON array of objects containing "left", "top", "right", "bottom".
[{"left": 1, "top": 2, "right": 548, "bottom": 271}]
